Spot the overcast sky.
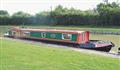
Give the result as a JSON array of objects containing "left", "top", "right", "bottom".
[{"left": 0, "top": 0, "right": 117, "bottom": 15}]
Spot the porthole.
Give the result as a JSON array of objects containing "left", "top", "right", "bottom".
[
  {"left": 50, "top": 33, "right": 56, "bottom": 39},
  {"left": 41, "top": 32, "right": 46, "bottom": 38}
]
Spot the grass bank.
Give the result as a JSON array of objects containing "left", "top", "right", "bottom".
[
  {"left": 26, "top": 25, "right": 120, "bottom": 33},
  {"left": 0, "top": 38, "right": 119, "bottom": 70}
]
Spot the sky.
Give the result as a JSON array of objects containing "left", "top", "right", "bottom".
[{"left": 0, "top": 0, "right": 118, "bottom": 15}]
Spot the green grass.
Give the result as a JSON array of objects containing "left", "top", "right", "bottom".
[
  {"left": 0, "top": 38, "right": 119, "bottom": 70},
  {"left": 25, "top": 25, "right": 120, "bottom": 33}
]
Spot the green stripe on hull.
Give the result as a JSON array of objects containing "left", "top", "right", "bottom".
[
  {"left": 72, "top": 34, "right": 77, "bottom": 41},
  {"left": 30, "top": 32, "right": 78, "bottom": 42},
  {"left": 30, "top": 32, "right": 42, "bottom": 37}
]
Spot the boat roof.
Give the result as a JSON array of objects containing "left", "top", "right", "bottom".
[{"left": 13, "top": 27, "right": 87, "bottom": 33}]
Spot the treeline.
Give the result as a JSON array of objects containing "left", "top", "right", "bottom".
[{"left": 0, "top": 2, "right": 120, "bottom": 26}]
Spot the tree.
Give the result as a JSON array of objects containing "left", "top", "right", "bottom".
[
  {"left": 11, "top": 11, "right": 31, "bottom": 25},
  {"left": 96, "top": 2, "right": 120, "bottom": 26},
  {"left": 35, "top": 11, "right": 54, "bottom": 25},
  {"left": 0, "top": 10, "right": 10, "bottom": 25}
]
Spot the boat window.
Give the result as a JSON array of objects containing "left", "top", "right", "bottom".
[
  {"left": 12, "top": 31, "right": 16, "bottom": 36},
  {"left": 23, "top": 31, "right": 30, "bottom": 36},
  {"left": 62, "top": 33, "right": 71, "bottom": 40}
]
